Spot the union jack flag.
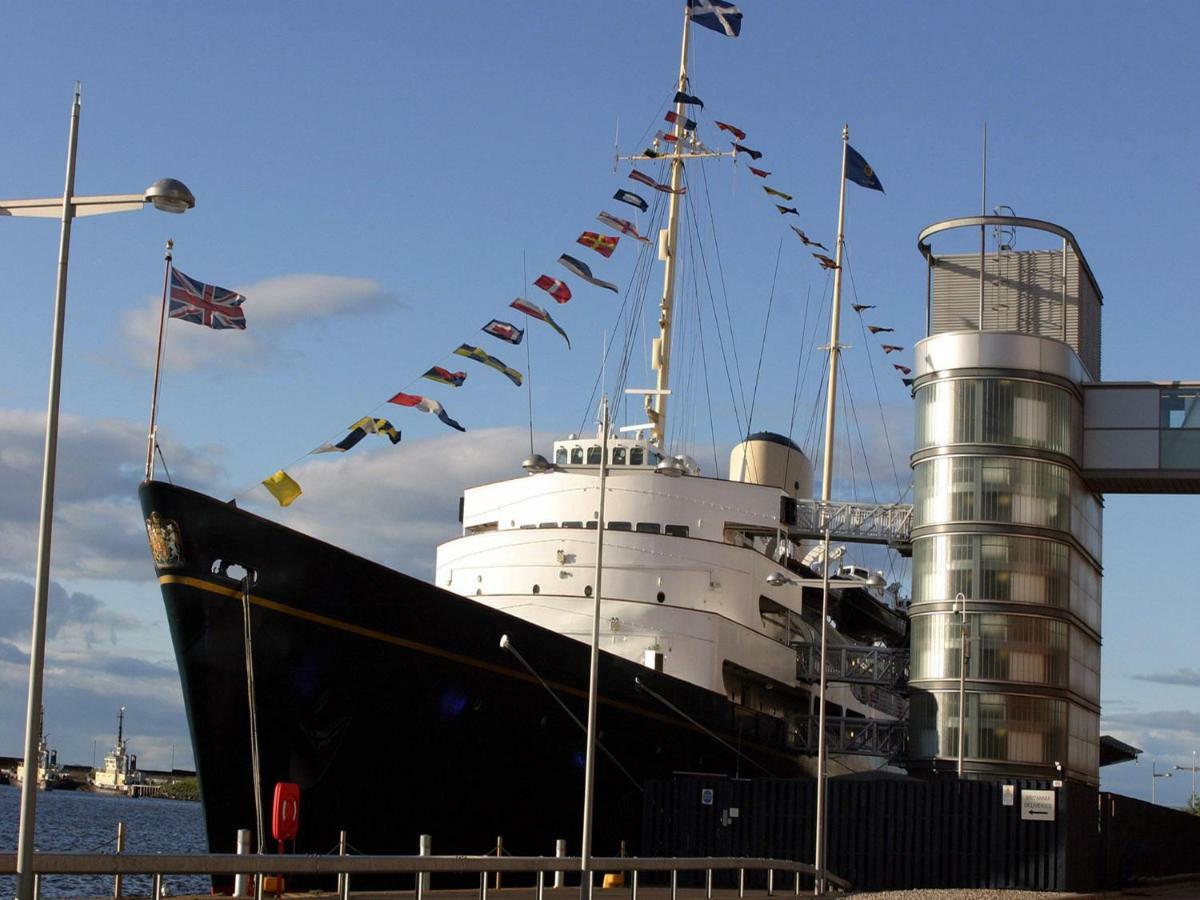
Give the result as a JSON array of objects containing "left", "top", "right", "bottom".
[{"left": 169, "top": 268, "right": 247, "bottom": 330}]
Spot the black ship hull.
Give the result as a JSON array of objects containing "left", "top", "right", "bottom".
[{"left": 139, "top": 481, "right": 803, "bottom": 881}]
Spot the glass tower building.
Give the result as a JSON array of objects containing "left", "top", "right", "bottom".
[{"left": 905, "top": 216, "right": 1104, "bottom": 784}]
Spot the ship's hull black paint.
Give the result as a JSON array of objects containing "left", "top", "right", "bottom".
[{"left": 139, "top": 482, "right": 802, "bottom": 886}]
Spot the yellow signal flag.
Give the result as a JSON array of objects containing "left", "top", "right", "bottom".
[{"left": 262, "top": 470, "right": 302, "bottom": 507}]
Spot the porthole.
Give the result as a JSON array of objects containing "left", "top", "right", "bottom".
[
  {"left": 532, "top": 584, "right": 540, "bottom": 594},
  {"left": 656, "top": 591, "right": 666, "bottom": 603},
  {"left": 585, "top": 586, "right": 593, "bottom": 598}
]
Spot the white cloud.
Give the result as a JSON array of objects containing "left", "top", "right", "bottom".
[
  {"left": 243, "top": 427, "right": 542, "bottom": 579},
  {"left": 117, "top": 273, "right": 398, "bottom": 372}
]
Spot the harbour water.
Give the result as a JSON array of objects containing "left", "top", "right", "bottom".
[{"left": 0, "top": 784, "right": 206, "bottom": 898}]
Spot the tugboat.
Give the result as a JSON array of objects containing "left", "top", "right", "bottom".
[
  {"left": 14, "top": 708, "right": 79, "bottom": 791},
  {"left": 90, "top": 707, "right": 145, "bottom": 794}
]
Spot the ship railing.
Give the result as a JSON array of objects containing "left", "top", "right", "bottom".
[
  {"left": 787, "top": 716, "right": 908, "bottom": 761},
  {"left": 789, "top": 499, "right": 912, "bottom": 550},
  {"left": 795, "top": 643, "right": 909, "bottom": 688},
  {"left": 0, "top": 851, "right": 852, "bottom": 896}
]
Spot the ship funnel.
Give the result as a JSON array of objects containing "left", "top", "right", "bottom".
[{"left": 729, "top": 432, "right": 813, "bottom": 499}]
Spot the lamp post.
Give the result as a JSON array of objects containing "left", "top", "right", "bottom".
[
  {"left": 1151, "top": 760, "right": 1173, "bottom": 805},
  {"left": 1174, "top": 751, "right": 1197, "bottom": 812},
  {"left": 951, "top": 592, "right": 968, "bottom": 777},
  {"left": 2, "top": 85, "right": 195, "bottom": 900}
]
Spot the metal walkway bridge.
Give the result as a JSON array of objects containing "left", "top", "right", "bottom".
[{"left": 789, "top": 500, "right": 912, "bottom": 554}]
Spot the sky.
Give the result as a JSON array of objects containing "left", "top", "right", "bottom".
[{"left": 0, "top": 1, "right": 1198, "bottom": 807}]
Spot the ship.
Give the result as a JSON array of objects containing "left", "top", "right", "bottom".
[
  {"left": 14, "top": 708, "right": 80, "bottom": 792},
  {"left": 90, "top": 707, "right": 146, "bottom": 794},
  {"left": 139, "top": 0, "right": 910, "bottom": 881}
]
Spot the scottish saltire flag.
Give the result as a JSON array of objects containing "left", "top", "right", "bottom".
[
  {"left": 169, "top": 268, "right": 247, "bottom": 330},
  {"left": 613, "top": 189, "right": 648, "bottom": 212},
  {"left": 454, "top": 343, "right": 524, "bottom": 387},
  {"left": 714, "top": 121, "right": 746, "bottom": 141},
  {"left": 673, "top": 90, "right": 704, "bottom": 109},
  {"left": 511, "top": 297, "right": 571, "bottom": 349},
  {"left": 534, "top": 274, "right": 572, "bottom": 303},
  {"left": 389, "top": 392, "right": 467, "bottom": 432},
  {"left": 262, "top": 470, "right": 301, "bottom": 507},
  {"left": 664, "top": 111, "right": 697, "bottom": 131},
  {"left": 763, "top": 186, "right": 793, "bottom": 201},
  {"left": 688, "top": 0, "right": 742, "bottom": 36},
  {"left": 423, "top": 366, "right": 467, "bottom": 387},
  {"left": 577, "top": 231, "right": 619, "bottom": 258},
  {"left": 558, "top": 254, "right": 618, "bottom": 293},
  {"left": 597, "top": 211, "right": 650, "bottom": 242},
  {"left": 311, "top": 416, "right": 401, "bottom": 454},
  {"left": 846, "top": 145, "right": 884, "bottom": 192},
  {"left": 483, "top": 319, "right": 525, "bottom": 345}
]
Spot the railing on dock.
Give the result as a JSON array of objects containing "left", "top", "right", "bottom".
[{"left": 0, "top": 851, "right": 851, "bottom": 898}]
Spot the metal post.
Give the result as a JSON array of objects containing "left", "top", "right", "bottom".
[
  {"left": 955, "top": 592, "right": 968, "bottom": 778},
  {"left": 112, "top": 821, "right": 125, "bottom": 899},
  {"left": 1061, "top": 237, "right": 1068, "bottom": 342},
  {"left": 979, "top": 122, "right": 987, "bottom": 331},
  {"left": 738, "top": 868, "right": 745, "bottom": 898},
  {"left": 631, "top": 869, "right": 638, "bottom": 900},
  {"left": 480, "top": 871, "right": 488, "bottom": 900},
  {"left": 819, "top": 127, "right": 850, "bottom": 506},
  {"left": 152, "top": 874, "right": 163, "bottom": 900},
  {"left": 336, "top": 830, "right": 347, "bottom": 899},
  {"left": 813, "top": 525, "right": 832, "bottom": 896},
  {"left": 537, "top": 869, "right": 545, "bottom": 900},
  {"left": 235, "top": 829, "right": 252, "bottom": 898},
  {"left": 240, "top": 574, "right": 266, "bottom": 857},
  {"left": 794, "top": 871, "right": 801, "bottom": 895},
  {"left": 706, "top": 868, "right": 713, "bottom": 899},
  {"left": 768, "top": 868, "right": 774, "bottom": 896},
  {"left": 418, "top": 833, "right": 431, "bottom": 898},
  {"left": 16, "top": 85, "right": 81, "bottom": 900},
  {"left": 145, "top": 239, "right": 174, "bottom": 480},
  {"left": 580, "top": 396, "right": 611, "bottom": 900},
  {"left": 670, "top": 869, "right": 678, "bottom": 900},
  {"left": 495, "top": 835, "right": 503, "bottom": 890},
  {"left": 555, "top": 839, "right": 566, "bottom": 888},
  {"left": 254, "top": 869, "right": 264, "bottom": 900}
]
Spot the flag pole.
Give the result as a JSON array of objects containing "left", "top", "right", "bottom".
[
  {"left": 814, "top": 123, "right": 850, "bottom": 897},
  {"left": 144, "top": 238, "right": 173, "bottom": 481}
]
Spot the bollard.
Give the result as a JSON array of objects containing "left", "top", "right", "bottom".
[
  {"left": 706, "top": 868, "right": 713, "bottom": 900},
  {"left": 234, "top": 829, "right": 252, "bottom": 898},
  {"left": 495, "top": 835, "right": 503, "bottom": 890},
  {"left": 554, "top": 838, "right": 566, "bottom": 888},
  {"left": 418, "top": 833, "right": 432, "bottom": 899},
  {"left": 113, "top": 821, "right": 126, "bottom": 899},
  {"left": 336, "top": 830, "right": 348, "bottom": 899}
]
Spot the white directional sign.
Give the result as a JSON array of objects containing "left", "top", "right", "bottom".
[{"left": 1020, "top": 789, "right": 1056, "bottom": 821}]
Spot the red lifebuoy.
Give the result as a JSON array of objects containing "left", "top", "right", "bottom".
[{"left": 272, "top": 782, "right": 300, "bottom": 843}]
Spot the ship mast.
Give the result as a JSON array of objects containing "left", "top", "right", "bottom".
[
  {"left": 620, "top": 5, "right": 733, "bottom": 450},
  {"left": 646, "top": 5, "right": 693, "bottom": 448}
]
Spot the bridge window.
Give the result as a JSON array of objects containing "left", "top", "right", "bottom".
[
  {"left": 630, "top": 447, "right": 644, "bottom": 466},
  {"left": 570, "top": 447, "right": 584, "bottom": 464},
  {"left": 607, "top": 521, "right": 632, "bottom": 531},
  {"left": 612, "top": 447, "right": 627, "bottom": 465},
  {"left": 562, "top": 521, "right": 583, "bottom": 529},
  {"left": 664, "top": 524, "right": 690, "bottom": 538},
  {"left": 587, "top": 446, "right": 602, "bottom": 464},
  {"left": 555, "top": 448, "right": 568, "bottom": 465},
  {"left": 635, "top": 522, "right": 661, "bottom": 534},
  {"left": 539, "top": 522, "right": 557, "bottom": 529}
]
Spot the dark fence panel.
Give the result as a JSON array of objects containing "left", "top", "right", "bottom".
[
  {"left": 1098, "top": 792, "right": 1200, "bottom": 885},
  {"left": 643, "top": 775, "right": 1113, "bottom": 891}
]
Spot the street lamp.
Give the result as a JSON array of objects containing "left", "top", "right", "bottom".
[
  {"left": 3, "top": 85, "right": 195, "bottom": 900},
  {"left": 950, "top": 592, "right": 968, "bottom": 777},
  {"left": 1173, "top": 751, "right": 1196, "bottom": 811},
  {"left": 1151, "top": 760, "right": 1173, "bottom": 805}
]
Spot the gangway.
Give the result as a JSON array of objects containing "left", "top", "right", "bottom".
[
  {"left": 794, "top": 643, "right": 909, "bottom": 689},
  {"left": 789, "top": 499, "right": 912, "bottom": 554},
  {"left": 787, "top": 715, "right": 907, "bottom": 760}
]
